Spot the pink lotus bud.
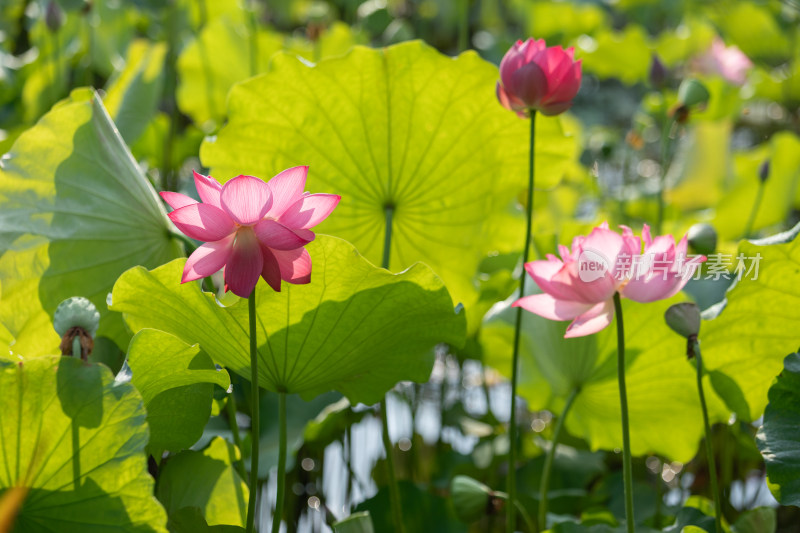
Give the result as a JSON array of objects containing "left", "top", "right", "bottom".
[{"left": 496, "top": 38, "right": 582, "bottom": 118}]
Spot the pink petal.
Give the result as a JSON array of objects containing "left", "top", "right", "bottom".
[
  {"left": 160, "top": 191, "right": 197, "bottom": 210},
  {"left": 266, "top": 166, "right": 308, "bottom": 218},
  {"left": 194, "top": 170, "right": 223, "bottom": 208},
  {"left": 279, "top": 193, "right": 341, "bottom": 230},
  {"left": 224, "top": 228, "right": 264, "bottom": 298},
  {"left": 273, "top": 247, "right": 312, "bottom": 285},
  {"left": 220, "top": 175, "right": 272, "bottom": 226},
  {"left": 510, "top": 62, "right": 549, "bottom": 109},
  {"left": 253, "top": 218, "right": 312, "bottom": 250},
  {"left": 260, "top": 247, "right": 283, "bottom": 292},
  {"left": 181, "top": 234, "right": 235, "bottom": 283},
  {"left": 513, "top": 292, "right": 594, "bottom": 321},
  {"left": 496, "top": 82, "right": 527, "bottom": 114},
  {"left": 565, "top": 300, "right": 614, "bottom": 338},
  {"left": 168, "top": 203, "right": 236, "bottom": 242},
  {"left": 538, "top": 99, "right": 574, "bottom": 116}
]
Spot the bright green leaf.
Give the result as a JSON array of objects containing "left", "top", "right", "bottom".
[
  {"left": 124, "top": 329, "right": 230, "bottom": 456},
  {"left": 481, "top": 291, "right": 729, "bottom": 462},
  {"left": 756, "top": 352, "right": 800, "bottom": 506},
  {"left": 0, "top": 88, "right": 181, "bottom": 356},
  {"left": 110, "top": 236, "right": 465, "bottom": 404},
  {"left": 0, "top": 355, "right": 167, "bottom": 531},
  {"left": 156, "top": 437, "right": 249, "bottom": 528},
  {"left": 104, "top": 39, "right": 168, "bottom": 144},
  {"left": 702, "top": 226, "right": 800, "bottom": 422},
  {"left": 732, "top": 506, "right": 776, "bottom": 533},
  {"left": 201, "top": 41, "right": 574, "bottom": 329}
]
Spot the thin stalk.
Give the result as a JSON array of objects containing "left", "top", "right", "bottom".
[
  {"left": 51, "top": 29, "right": 61, "bottom": 104},
  {"left": 245, "top": 292, "right": 260, "bottom": 533},
  {"left": 226, "top": 394, "right": 247, "bottom": 480},
  {"left": 656, "top": 117, "right": 675, "bottom": 235},
  {"left": 692, "top": 339, "right": 723, "bottom": 533},
  {"left": 160, "top": 1, "right": 180, "bottom": 192},
  {"left": 653, "top": 458, "right": 664, "bottom": 528},
  {"left": 379, "top": 204, "right": 404, "bottom": 532},
  {"left": 538, "top": 387, "right": 579, "bottom": 531},
  {"left": 743, "top": 180, "right": 765, "bottom": 238},
  {"left": 513, "top": 497, "right": 535, "bottom": 533},
  {"left": 249, "top": 0, "right": 259, "bottom": 76},
  {"left": 457, "top": 0, "right": 469, "bottom": 51},
  {"left": 271, "top": 392, "right": 287, "bottom": 533},
  {"left": 508, "top": 110, "right": 537, "bottom": 533},
  {"left": 613, "top": 292, "right": 635, "bottom": 533}
]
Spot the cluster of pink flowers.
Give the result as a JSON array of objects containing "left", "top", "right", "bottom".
[
  {"left": 513, "top": 223, "right": 706, "bottom": 338},
  {"left": 161, "top": 167, "right": 340, "bottom": 298}
]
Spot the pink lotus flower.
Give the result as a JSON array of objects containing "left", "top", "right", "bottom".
[
  {"left": 513, "top": 223, "right": 705, "bottom": 338},
  {"left": 693, "top": 37, "right": 753, "bottom": 86},
  {"left": 496, "top": 38, "right": 582, "bottom": 118},
  {"left": 160, "top": 167, "right": 340, "bottom": 298}
]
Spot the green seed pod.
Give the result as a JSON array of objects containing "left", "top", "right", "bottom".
[
  {"left": 451, "top": 475, "right": 492, "bottom": 523},
  {"left": 665, "top": 302, "right": 701, "bottom": 339},
  {"left": 677, "top": 78, "right": 710, "bottom": 108},
  {"left": 687, "top": 223, "right": 717, "bottom": 256},
  {"left": 53, "top": 296, "right": 100, "bottom": 338}
]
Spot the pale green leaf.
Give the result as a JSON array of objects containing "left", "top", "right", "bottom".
[
  {"left": 0, "top": 355, "right": 167, "bottom": 532},
  {"left": 110, "top": 236, "right": 465, "bottom": 404}
]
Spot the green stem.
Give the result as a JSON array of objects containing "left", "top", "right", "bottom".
[
  {"left": 743, "top": 180, "right": 765, "bottom": 239},
  {"left": 538, "top": 387, "right": 579, "bottom": 531},
  {"left": 271, "top": 392, "right": 287, "bottom": 533},
  {"left": 380, "top": 204, "right": 404, "bottom": 532},
  {"left": 656, "top": 117, "right": 675, "bottom": 235},
  {"left": 226, "top": 393, "right": 247, "bottom": 480},
  {"left": 508, "top": 110, "right": 536, "bottom": 533},
  {"left": 245, "top": 291, "right": 260, "bottom": 533},
  {"left": 161, "top": 1, "right": 180, "bottom": 192},
  {"left": 513, "top": 497, "right": 536, "bottom": 533},
  {"left": 457, "top": 0, "right": 469, "bottom": 51},
  {"left": 692, "top": 339, "right": 723, "bottom": 533},
  {"left": 613, "top": 292, "right": 635, "bottom": 533}
]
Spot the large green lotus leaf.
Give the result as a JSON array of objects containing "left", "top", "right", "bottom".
[
  {"left": 712, "top": 133, "right": 800, "bottom": 240},
  {"left": 176, "top": 16, "right": 360, "bottom": 130},
  {"left": 0, "top": 355, "right": 167, "bottom": 531},
  {"left": 201, "top": 41, "right": 574, "bottom": 327},
  {"left": 576, "top": 26, "right": 650, "bottom": 85},
  {"left": 124, "top": 329, "right": 230, "bottom": 456},
  {"left": 0, "top": 88, "right": 182, "bottom": 355},
  {"left": 711, "top": 2, "right": 791, "bottom": 65},
  {"left": 104, "top": 39, "right": 167, "bottom": 145},
  {"left": 701, "top": 226, "right": 800, "bottom": 422},
  {"left": 110, "top": 236, "right": 465, "bottom": 404},
  {"left": 156, "top": 437, "right": 249, "bottom": 528},
  {"left": 756, "top": 352, "right": 800, "bottom": 507},
  {"left": 481, "top": 291, "right": 729, "bottom": 462}
]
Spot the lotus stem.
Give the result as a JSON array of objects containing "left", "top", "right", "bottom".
[
  {"left": 613, "top": 292, "right": 635, "bottom": 533},
  {"left": 508, "top": 110, "right": 537, "bottom": 533},
  {"left": 743, "top": 180, "right": 765, "bottom": 238},
  {"left": 538, "top": 386, "right": 579, "bottom": 530},
  {"left": 245, "top": 291, "right": 260, "bottom": 533},
  {"left": 691, "top": 338, "right": 723, "bottom": 533},
  {"left": 271, "top": 391, "right": 287, "bottom": 533},
  {"left": 225, "top": 393, "right": 247, "bottom": 480},
  {"left": 380, "top": 204, "right": 405, "bottom": 532},
  {"left": 656, "top": 116, "right": 675, "bottom": 235}
]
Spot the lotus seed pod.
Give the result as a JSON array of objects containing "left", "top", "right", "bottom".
[
  {"left": 451, "top": 475, "right": 492, "bottom": 523},
  {"left": 665, "top": 302, "right": 701, "bottom": 339},
  {"left": 53, "top": 296, "right": 100, "bottom": 338},
  {"left": 677, "top": 78, "right": 710, "bottom": 108},
  {"left": 687, "top": 223, "right": 717, "bottom": 256}
]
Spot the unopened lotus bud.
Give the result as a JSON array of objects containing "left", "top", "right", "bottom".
[
  {"left": 665, "top": 302, "right": 701, "bottom": 339},
  {"left": 451, "top": 475, "right": 493, "bottom": 523},
  {"left": 687, "top": 223, "right": 717, "bottom": 256},
  {"left": 45, "top": 0, "right": 64, "bottom": 33},
  {"left": 759, "top": 159, "right": 770, "bottom": 183},
  {"left": 677, "top": 78, "right": 710, "bottom": 108},
  {"left": 54, "top": 297, "right": 99, "bottom": 360},
  {"left": 649, "top": 54, "right": 668, "bottom": 89}
]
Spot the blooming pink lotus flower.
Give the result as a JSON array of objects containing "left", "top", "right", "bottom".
[
  {"left": 160, "top": 167, "right": 340, "bottom": 298},
  {"left": 513, "top": 223, "right": 705, "bottom": 338},
  {"left": 694, "top": 37, "right": 753, "bottom": 86},
  {"left": 496, "top": 38, "right": 582, "bottom": 118}
]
